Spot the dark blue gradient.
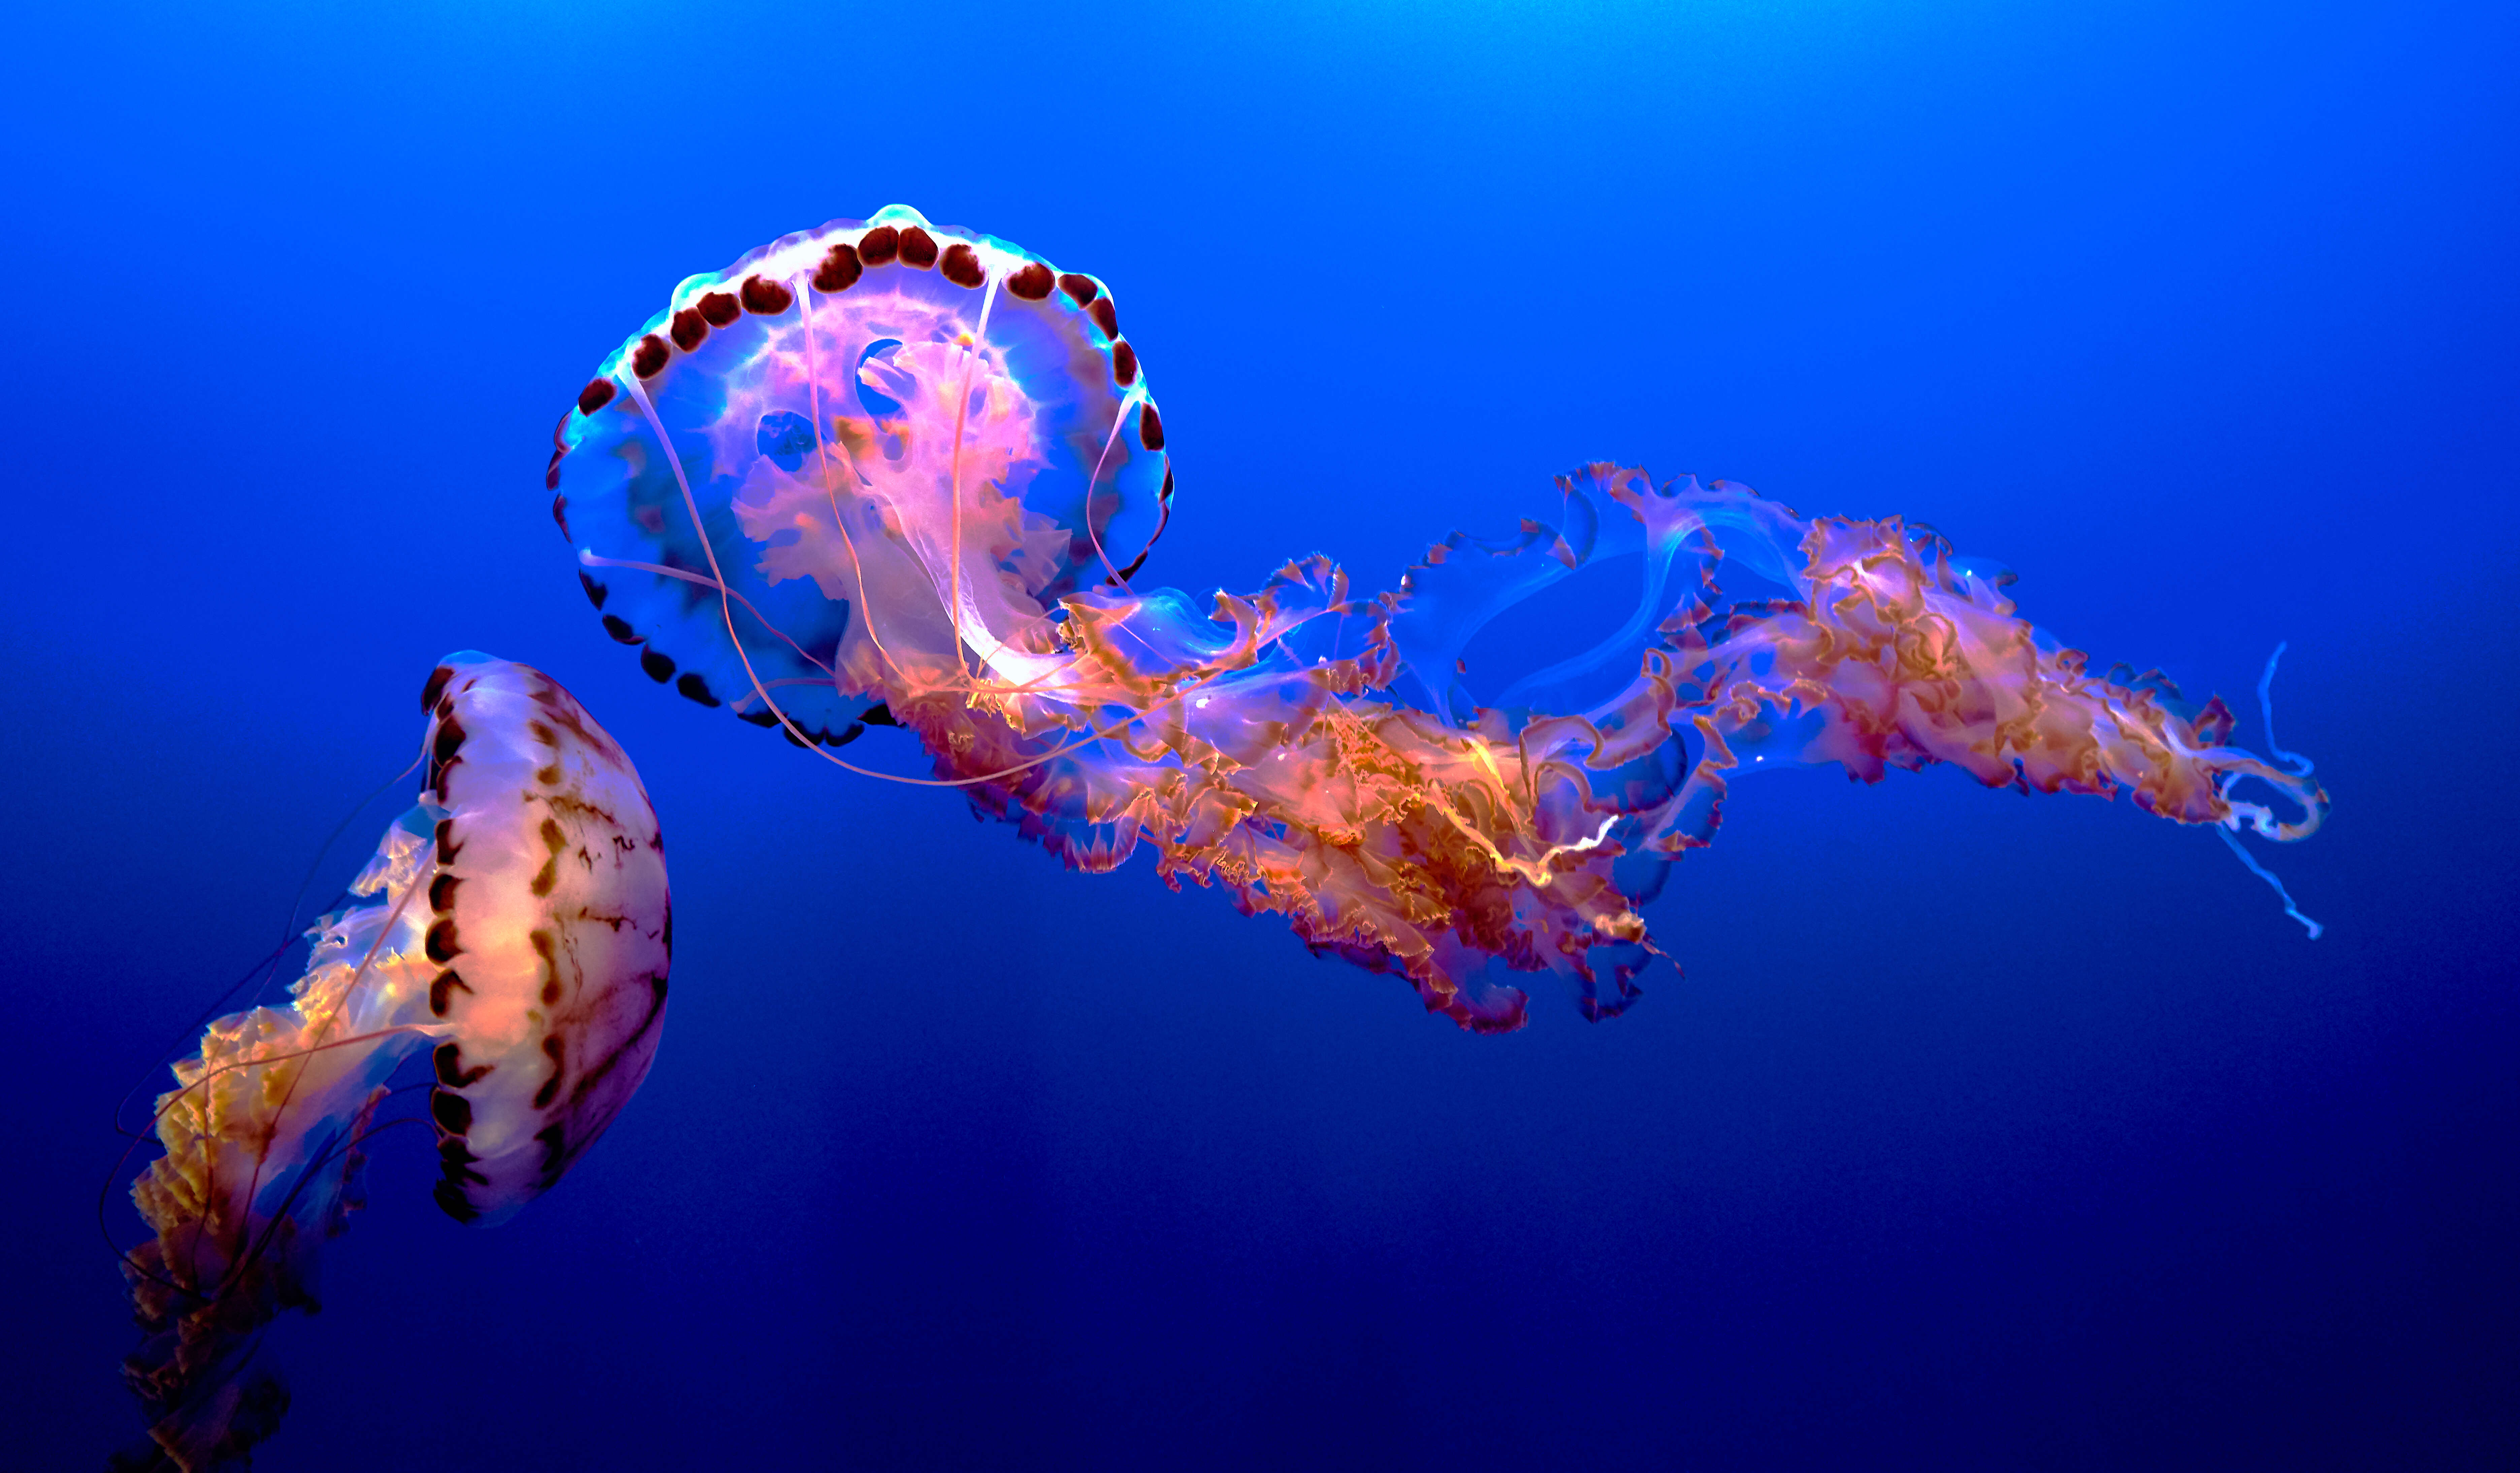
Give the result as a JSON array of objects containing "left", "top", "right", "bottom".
[{"left": 6, "top": 2, "right": 2514, "bottom": 1468}]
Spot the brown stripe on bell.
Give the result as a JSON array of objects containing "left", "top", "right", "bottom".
[
  {"left": 533, "top": 1032, "right": 567, "bottom": 1109},
  {"left": 531, "top": 816, "right": 564, "bottom": 895},
  {"left": 741, "top": 274, "right": 795, "bottom": 313},
  {"left": 897, "top": 226, "right": 938, "bottom": 268},
  {"left": 432, "top": 1041, "right": 491, "bottom": 1086},
  {"left": 698, "top": 291, "right": 740, "bottom": 326},
  {"left": 811, "top": 246, "right": 860, "bottom": 294},
  {"left": 427, "top": 711, "right": 467, "bottom": 797},
  {"left": 858, "top": 226, "right": 899, "bottom": 265},
  {"left": 428, "top": 1087, "right": 473, "bottom": 1135},
  {"left": 941, "top": 242, "right": 984, "bottom": 287},
  {"left": 670, "top": 307, "right": 708, "bottom": 351},
  {"left": 534, "top": 1121, "right": 571, "bottom": 1188},
  {"left": 434, "top": 1175, "right": 483, "bottom": 1222},
  {"left": 429, "top": 968, "right": 472, "bottom": 1016},
  {"left": 531, "top": 928, "right": 558, "bottom": 1005},
  {"left": 1006, "top": 261, "right": 1054, "bottom": 300},
  {"left": 631, "top": 333, "right": 669, "bottom": 378}
]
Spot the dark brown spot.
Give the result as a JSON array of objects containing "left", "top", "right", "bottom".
[
  {"left": 535, "top": 763, "right": 560, "bottom": 787},
  {"left": 429, "top": 873, "right": 462, "bottom": 913},
  {"left": 534, "top": 1034, "right": 566, "bottom": 1108},
  {"left": 858, "top": 226, "right": 899, "bottom": 266},
  {"left": 1139, "top": 401, "right": 1165, "bottom": 450},
  {"left": 812, "top": 243, "right": 862, "bottom": 293},
  {"left": 545, "top": 450, "right": 566, "bottom": 492},
  {"left": 940, "top": 242, "right": 983, "bottom": 287},
  {"left": 741, "top": 274, "right": 795, "bottom": 314},
  {"left": 432, "top": 713, "right": 466, "bottom": 765},
  {"left": 426, "top": 919, "right": 461, "bottom": 963},
  {"left": 433, "top": 1042, "right": 492, "bottom": 1087},
  {"left": 670, "top": 307, "right": 708, "bottom": 351},
  {"left": 661, "top": 905, "right": 673, "bottom": 960},
  {"left": 698, "top": 291, "right": 741, "bottom": 327},
  {"left": 897, "top": 226, "right": 938, "bottom": 268},
  {"left": 533, "top": 929, "right": 558, "bottom": 1005},
  {"left": 1111, "top": 340, "right": 1138, "bottom": 387},
  {"left": 676, "top": 672, "right": 720, "bottom": 707},
  {"left": 640, "top": 648, "right": 676, "bottom": 682},
  {"left": 433, "top": 1182, "right": 481, "bottom": 1221},
  {"left": 435, "top": 817, "right": 461, "bottom": 862},
  {"left": 1058, "top": 273, "right": 1099, "bottom": 305},
  {"left": 602, "top": 614, "right": 639, "bottom": 644},
  {"left": 1006, "top": 261, "right": 1055, "bottom": 299},
  {"left": 421, "top": 665, "right": 456, "bottom": 714},
  {"left": 541, "top": 817, "right": 568, "bottom": 852},
  {"left": 429, "top": 1088, "right": 474, "bottom": 1135},
  {"left": 577, "top": 378, "right": 616, "bottom": 416},
  {"left": 1088, "top": 297, "right": 1118, "bottom": 339},
  {"left": 578, "top": 572, "right": 607, "bottom": 609},
  {"left": 531, "top": 855, "right": 558, "bottom": 896},
  {"left": 535, "top": 1122, "right": 571, "bottom": 1187},
  {"left": 631, "top": 334, "right": 669, "bottom": 378},
  {"left": 429, "top": 968, "right": 471, "bottom": 1016}
]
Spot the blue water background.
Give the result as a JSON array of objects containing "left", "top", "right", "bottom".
[{"left": 4, "top": 2, "right": 2514, "bottom": 1467}]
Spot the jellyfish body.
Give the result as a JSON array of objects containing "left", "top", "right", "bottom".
[
  {"left": 117, "top": 653, "right": 668, "bottom": 1470},
  {"left": 548, "top": 208, "right": 2325, "bottom": 1031},
  {"left": 551, "top": 203, "right": 1171, "bottom": 745}
]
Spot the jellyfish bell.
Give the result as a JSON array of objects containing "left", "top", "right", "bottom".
[
  {"left": 114, "top": 652, "right": 668, "bottom": 1470},
  {"left": 548, "top": 203, "right": 1173, "bottom": 743},
  {"left": 418, "top": 653, "right": 672, "bottom": 1225}
]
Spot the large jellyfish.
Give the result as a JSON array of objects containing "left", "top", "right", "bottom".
[
  {"left": 112, "top": 653, "right": 670, "bottom": 1470},
  {"left": 548, "top": 205, "right": 2324, "bottom": 1031}
]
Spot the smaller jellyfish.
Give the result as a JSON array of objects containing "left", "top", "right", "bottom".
[{"left": 112, "top": 653, "right": 670, "bottom": 1471}]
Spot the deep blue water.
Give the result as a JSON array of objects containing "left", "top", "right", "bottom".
[{"left": 6, "top": 2, "right": 2515, "bottom": 1468}]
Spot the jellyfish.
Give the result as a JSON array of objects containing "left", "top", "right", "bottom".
[
  {"left": 112, "top": 653, "right": 670, "bottom": 1471},
  {"left": 547, "top": 206, "right": 2324, "bottom": 1031}
]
